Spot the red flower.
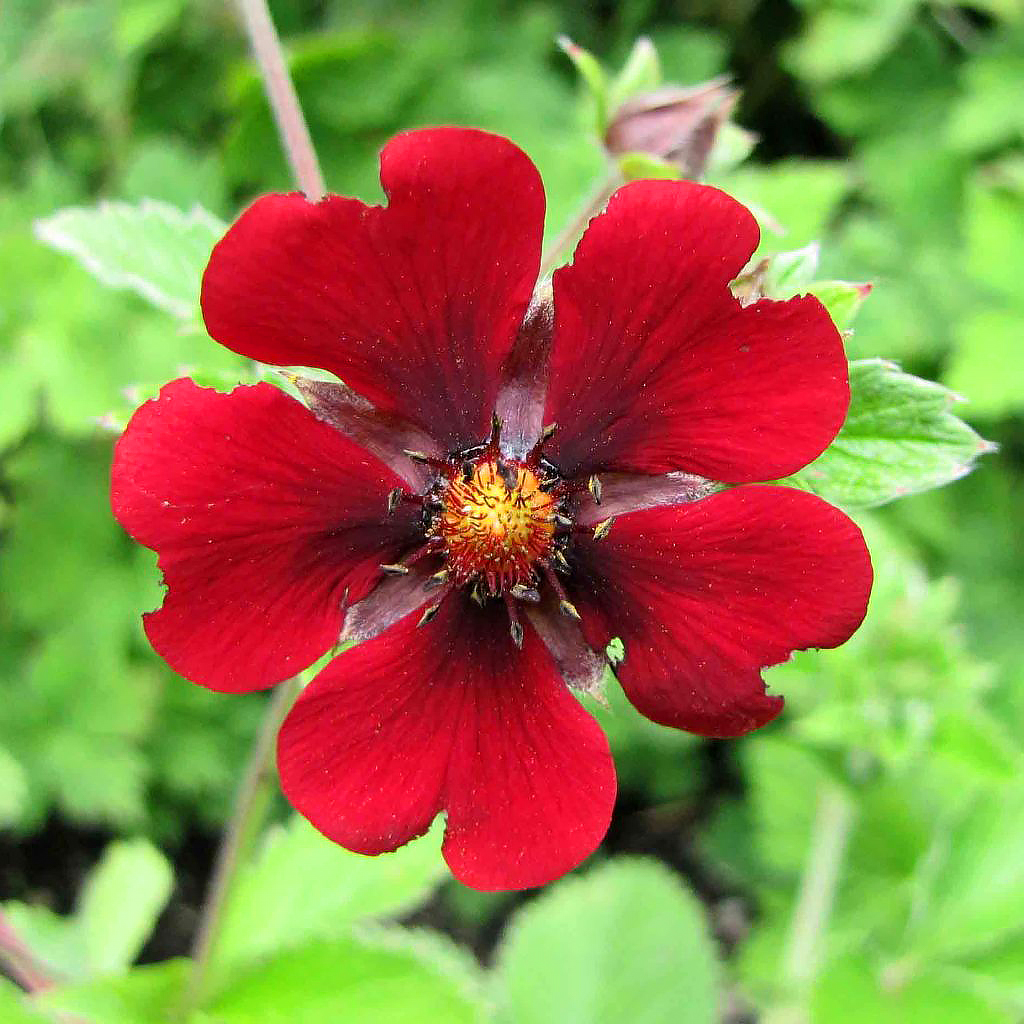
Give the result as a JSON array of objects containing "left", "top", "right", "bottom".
[{"left": 111, "top": 128, "right": 872, "bottom": 891}]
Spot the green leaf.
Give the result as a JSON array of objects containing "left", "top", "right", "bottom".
[
  {"left": 809, "top": 280, "right": 873, "bottom": 329},
  {"left": 78, "top": 839, "right": 173, "bottom": 975},
  {"left": 714, "top": 161, "right": 851, "bottom": 254},
  {"left": 764, "top": 243, "right": 821, "bottom": 295},
  {"left": 908, "top": 790, "right": 1024, "bottom": 960},
  {"left": 34, "top": 200, "right": 225, "bottom": 319},
  {"left": 608, "top": 36, "right": 661, "bottom": 110},
  {"left": 213, "top": 816, "right": 446, "bottom": 975},
  {"left": 2, "top": 903, "right": 87, "bottom": 983},
  {"left": 557, "top": 36, "right": 610, "bottom": 132},
  {"left": 616, "top": 151, "right": 681, "bottom": 181},
  {"left": 964, "top": 178, "right": 1024, "bottom": 306},
  {"left": 0, "top": 980, "right": 47, "bottom": 1023},
  {"left": 206, "top": 935, "right": 486, "bottom": 1024},
  {"left": 4, "top": 839, "right": 172, "bottom": 983},
  {"left": 945, "top": 311, "right": 1024, "bottom": 419},
  {"left": 786, "top": 0, "right": 918, "bottom": 84},
  {"left": 779, "top": 359, "right": 994, "bottom": 508},
  {"left": 39, "top": 960, "right": 189, "bottom": 1024},
  {"left": 495, "top": 859, "right": 720, "bottom": 1024},
  {"left": 947, "top": 44, "right": 1024, "bottom": 155},
  {"left": 812, "top": 956, "right": 1011, "bottom": 1024},
  {"left": 0, "top": 744, "right": 28, "bottom": 826}
]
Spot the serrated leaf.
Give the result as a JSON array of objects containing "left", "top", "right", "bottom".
[
  {"left": 779, "top": 359, "right": 993, "bottom": 508},
  {"left": 206, "top": 936, "right": 486, "bottom": 1024},
  {"left": 34, "top": 200, "right": 224, "bottom": 319},
  {"left": 78, "top": 839, "right": 173, "bottom": 975},
  {"left": 496, "top": 858, "right": 720, "bottom": 1024},
  {"left": 213, "top": 816, "right": 446, "bottom": 976}
]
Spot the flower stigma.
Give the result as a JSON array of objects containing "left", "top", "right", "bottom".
[
  {"left": 438, "top": 457, "right": 556, "bottom": 592},
  {"left": 384, "top": 415, "right": 596, "bottom": 647}
]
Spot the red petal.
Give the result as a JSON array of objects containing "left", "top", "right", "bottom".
[
  {"left": 201, "top": 128, "right": 545, "bottom": 452},
  {"left": 277, "top": 596, "right": 616, "bottom": 891},
  {"left": 111, "top": 379, "right": 420, "bottom": 692},
  {"left": 544, "top": 181, "right": 848, "bottom": 481},
  {"left": 569, "top": 486, "right": 872, "bottom": 737}
]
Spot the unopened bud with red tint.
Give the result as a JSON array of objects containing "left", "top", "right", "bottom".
[{"left": 605, "top": 77, "right": 740, "bottom": 180}]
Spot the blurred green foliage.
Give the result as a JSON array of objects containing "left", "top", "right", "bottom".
[{"left": 1, "top": 0, "right": 1022, "bottom": 1022}]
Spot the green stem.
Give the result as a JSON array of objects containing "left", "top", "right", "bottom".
[
  {"left": 538, "top": 168, "right": 623, "bottom": 279},
  {"left": 235, "top": 0, "right": 326, "bottom": 200},
  {"left": 182, "top": 677, "right": 301, "bottom": 1016},
  {"left": 781, "top": 782, "right": 854, "bottom": 991},
  {"left": 181, "top": 3, "right": 321, "bottom": 1016}
]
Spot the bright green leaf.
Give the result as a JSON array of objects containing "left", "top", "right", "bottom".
[
  {"left": 557, "top": 36, "right": 609, "bottom": 132},
  {"left": 780, "top": 359, "right": 994, "bottom": 508},
  {"left": 34, "top": 200, "right": 225, "bottom": 319},
  {"left": 948, "top": 44, "right": 1024, "bottom": 154},
  {"left": 945, "top": 311, "right": 1024, "bottom": 418},
  {"left": 206, "top": 936, "right": 486, "bottom": 1024},
  {"left": 496, "top": 859, "right": 720, "bottom": 1024},
  {"left": 1, "top": 902, "right": 86, "bottom": 983},
  {"left": 715, "top": 161, "right": 851, "bottom": 253},
  {"left": 786, "top": 0, "right": 918, "bottom": 84},
  {"left": 765, "top": 243, "right": 821, "bottom": 295},
  {"left": 616, "top": 151, "right": 681, "bottom": 181},
  {"left": 78, "top": 839, "right": 174, "bottom": 975},
  {"left": 213, "top": 816, "right": 446, "bottom": 976},
  {"left": 0, "top": 980, "right": 47, "bottom": 1023},
  {"left": 809, "top": 280, "right": 873, "bottom": 329},
  {"left": 608, "top": 36, "right": 661, "bottom": 110},
  {"left": 964, "top": 179, "right": 1024, "bottom": 305},
  {"left": 909, "top": 790, "right": 1024, "bottom": 960},
  {"left": 0, "top": 745, "right": 28, "bottom": 825},
  {"left": 812, "top": 956, "right": 1011, "bottom": 1024},
  {"left": 39, "top": 960, "right": 189, "bottom": 1024}
]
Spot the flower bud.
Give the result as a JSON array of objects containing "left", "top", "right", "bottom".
[{"left": 605, "top": 77, "right": 739, "bottom": 180}]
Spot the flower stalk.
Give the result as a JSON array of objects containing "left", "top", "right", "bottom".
[
  {"left": 235, "top": 0, "right": 326, "bottom": 200},
  {"left": 781, "top": 782, "right": 855, "bottom": 990},
  {"left": 539, "top": 168, "right": 623, "bottom": 278},
  {"left": 183, "top": 675, "right": 303, "bottom": 1015}
]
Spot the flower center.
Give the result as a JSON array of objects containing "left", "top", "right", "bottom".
[
  {"left": 439, "top": 457, "right": 556, "bottom": 592},
  {"left": 381, "top": 416, "right": 602, "bottom": 647}
]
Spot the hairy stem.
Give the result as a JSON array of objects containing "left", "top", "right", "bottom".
[
  {"left": 235, "top": 0, "right": 326, "bottom": 199},
  {"left": 538, "top": 169, "right": 623, "bottom": 279},
  {"left": 181, "top": 5, "right": 323, "bottom": 1015},
  {"left": 782, "top": 782, "right": 854, "bottom": 989},
  {"left": 182, "top": 677, "right": 302, "bottom": 1016}
]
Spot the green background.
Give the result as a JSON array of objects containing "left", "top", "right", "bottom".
[{"left": 1, "top": 1, "right": 1023, "bottom": 1021}]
